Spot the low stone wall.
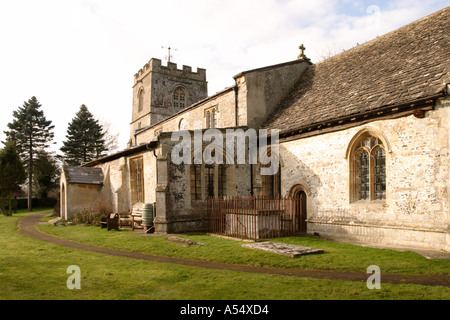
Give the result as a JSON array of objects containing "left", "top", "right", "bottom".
[{"left": 308, "top": 221, "right": 448, "bottom": 251}]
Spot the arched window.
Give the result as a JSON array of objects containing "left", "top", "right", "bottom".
[
  {"left": 204, "top": 107, "right": 217, "bottom": 129},
  {"left": 350, "top": 133, "right": 386, "bottom": 202},
  {"left": 173, "top": 87, "right": 187, "bottom": 109},
  {"left": 138, "top": 89, "right": 144, "bottom": 112}
]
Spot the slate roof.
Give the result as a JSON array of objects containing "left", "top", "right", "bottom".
[
  {"left": 262, "top": 7, "right": 449, "bottom": 136},
  {"left": 63, "top": 166, "right": 104, "bottom": 185}
]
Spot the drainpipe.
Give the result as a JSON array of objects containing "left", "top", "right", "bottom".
[
  {"left": 250, "top": 164, "right": 254, "bottom": 196},
  {"left": 234, "top": 84, "right": 239, "bottom": 127}
]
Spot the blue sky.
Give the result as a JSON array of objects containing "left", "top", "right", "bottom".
[{"left": 0, "top": 0, "right": 449, "bottom": 152}]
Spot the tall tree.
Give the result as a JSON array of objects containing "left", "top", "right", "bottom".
[
  {"left": 60, "top": 105, "right": 107, "bottom": 165},
  {"left": 33, "top": 150, "right": 60, "bottom": 200},
  {"left": 5, "top": 96, "right": 55, "bottom": 211},
  {"left": 0, "top": 139, "right": 27, "bottom": 216}
]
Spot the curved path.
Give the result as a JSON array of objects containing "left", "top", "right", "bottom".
[{"left": 18, "top": 212, "right": 450, "bottom": 288}]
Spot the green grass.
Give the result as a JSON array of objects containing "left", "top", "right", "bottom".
[
  {"left": 1, "top": 209, "right": 449, "bottom": 300},
  {"left": 38, "top": 218, "right": 449, "bottom": 276}
]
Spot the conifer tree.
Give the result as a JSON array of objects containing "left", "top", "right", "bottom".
[
  {"left": 4, "top": 96, "right": 55, "bottom": 211},
  {"left": 33, "top": 150, "right": 60, "bottom": 200},
  {"left": 61, "top": 105, "right": 107, "bottom": 166},
  {"left": 0, "top": 140, "right": 27, "bottom": 216}
]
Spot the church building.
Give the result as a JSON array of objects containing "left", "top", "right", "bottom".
[{"left": 61, "top": 7, "right": 449, "bottom": 252}]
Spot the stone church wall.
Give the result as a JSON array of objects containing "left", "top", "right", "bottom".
[{"left": 279, "top": 97, "right": 450, "bottom": 251}]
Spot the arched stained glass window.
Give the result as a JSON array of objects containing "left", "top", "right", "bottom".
[{"left": 350, "top": 133, "right": 387, "bottom": 202}]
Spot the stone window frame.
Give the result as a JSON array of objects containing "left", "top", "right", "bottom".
[
  {"left": 173, "top": 86, "right": 188, "bottom": 109},
  {"left": 347, "top": 128, "right": 391, "bottom": 203},
  {"left": 204, "top": 106, "right": 218, "bottom": 129},
  {"left": 190, "top": 146, "right": 228, "bottom": 201}
]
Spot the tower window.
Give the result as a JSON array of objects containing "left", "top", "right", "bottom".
[{"left": 173, "top": 87, "right": 187, "bottom": 109}]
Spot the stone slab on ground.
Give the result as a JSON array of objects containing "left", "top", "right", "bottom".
[
  {"left": 48, "top": 217, "right": 62, "bottom": 225},
  {"left": 166, "top": 236, "right": 204, "bottom": 247},
  {"left": 242, "top": 242, "right": 324, "bottom": 257}
]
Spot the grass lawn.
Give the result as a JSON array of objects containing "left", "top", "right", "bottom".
[
  {"left": 38, "top": 215, "right": 449, "bottom": 276},
  {"left": 1, "top": 209, "right": 449, "bottom": 301}
]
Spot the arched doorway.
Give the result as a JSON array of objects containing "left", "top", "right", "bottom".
[{"left": 290, "top": 185, "right": 308, "bottom": 235}]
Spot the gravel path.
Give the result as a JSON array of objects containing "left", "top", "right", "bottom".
[{"left": 18, "top": 212, "right": 450, "bottom": 288}]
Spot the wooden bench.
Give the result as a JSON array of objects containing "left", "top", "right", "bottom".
[{"left": 119, "top": 213, "right": 132, "bottom": 228}]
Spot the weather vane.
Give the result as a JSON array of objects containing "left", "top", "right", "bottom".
[{"left": 162, "top": 46, "right": 177, "bottom": 62}]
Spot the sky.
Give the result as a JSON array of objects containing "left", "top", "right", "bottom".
[{"left": 0, "top": 0, "right": 449, "bottom": 154}]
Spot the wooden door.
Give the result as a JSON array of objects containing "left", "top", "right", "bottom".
[{"left": 295, "top": 191, "right": 307, "bottom": 234}]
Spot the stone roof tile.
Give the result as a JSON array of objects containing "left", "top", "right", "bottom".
[{"left": 63, "top": 166, "right": 104, "bottom": 185}]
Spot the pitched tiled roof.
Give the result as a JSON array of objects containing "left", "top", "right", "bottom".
[
  {"left": 63, "top": 166, "right": 104, "bottom": 185},
  {"left": 262, "top": 7, "right": 449, "bottom": 136}
]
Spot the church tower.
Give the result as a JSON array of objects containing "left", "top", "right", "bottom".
[{"left": 129, "top": 58, "right": 208, "bottom": 146}]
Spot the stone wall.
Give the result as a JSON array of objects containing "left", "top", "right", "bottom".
[
  {"left": 277, "top": 97, "right": 450, "bottom": 251},
  {"left": 60, "top": 183, "right": 102, "bottom": 220}
]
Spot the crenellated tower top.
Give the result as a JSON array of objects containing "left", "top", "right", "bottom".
[{"left": 134, "top": 58, "right": 206, "bottom": 86}]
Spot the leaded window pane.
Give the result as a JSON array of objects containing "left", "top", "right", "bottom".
[
  {"left": 130, "top": 157, "right": 144, "bottom": 204},
  {"left": 374, "top": 147, "right": 386, "bottom": 200},
  {"left": 218, "top": 165, "right": 226, "bottom": 197},
  {"left": 206, "top": 165, "right": 215, "bottom": 197},
  {"left": 191, "top": 164, "right": 201, "bottom": 200},
  {"left": 358, "top": 150, "right": 370, "bottom": 200}
]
